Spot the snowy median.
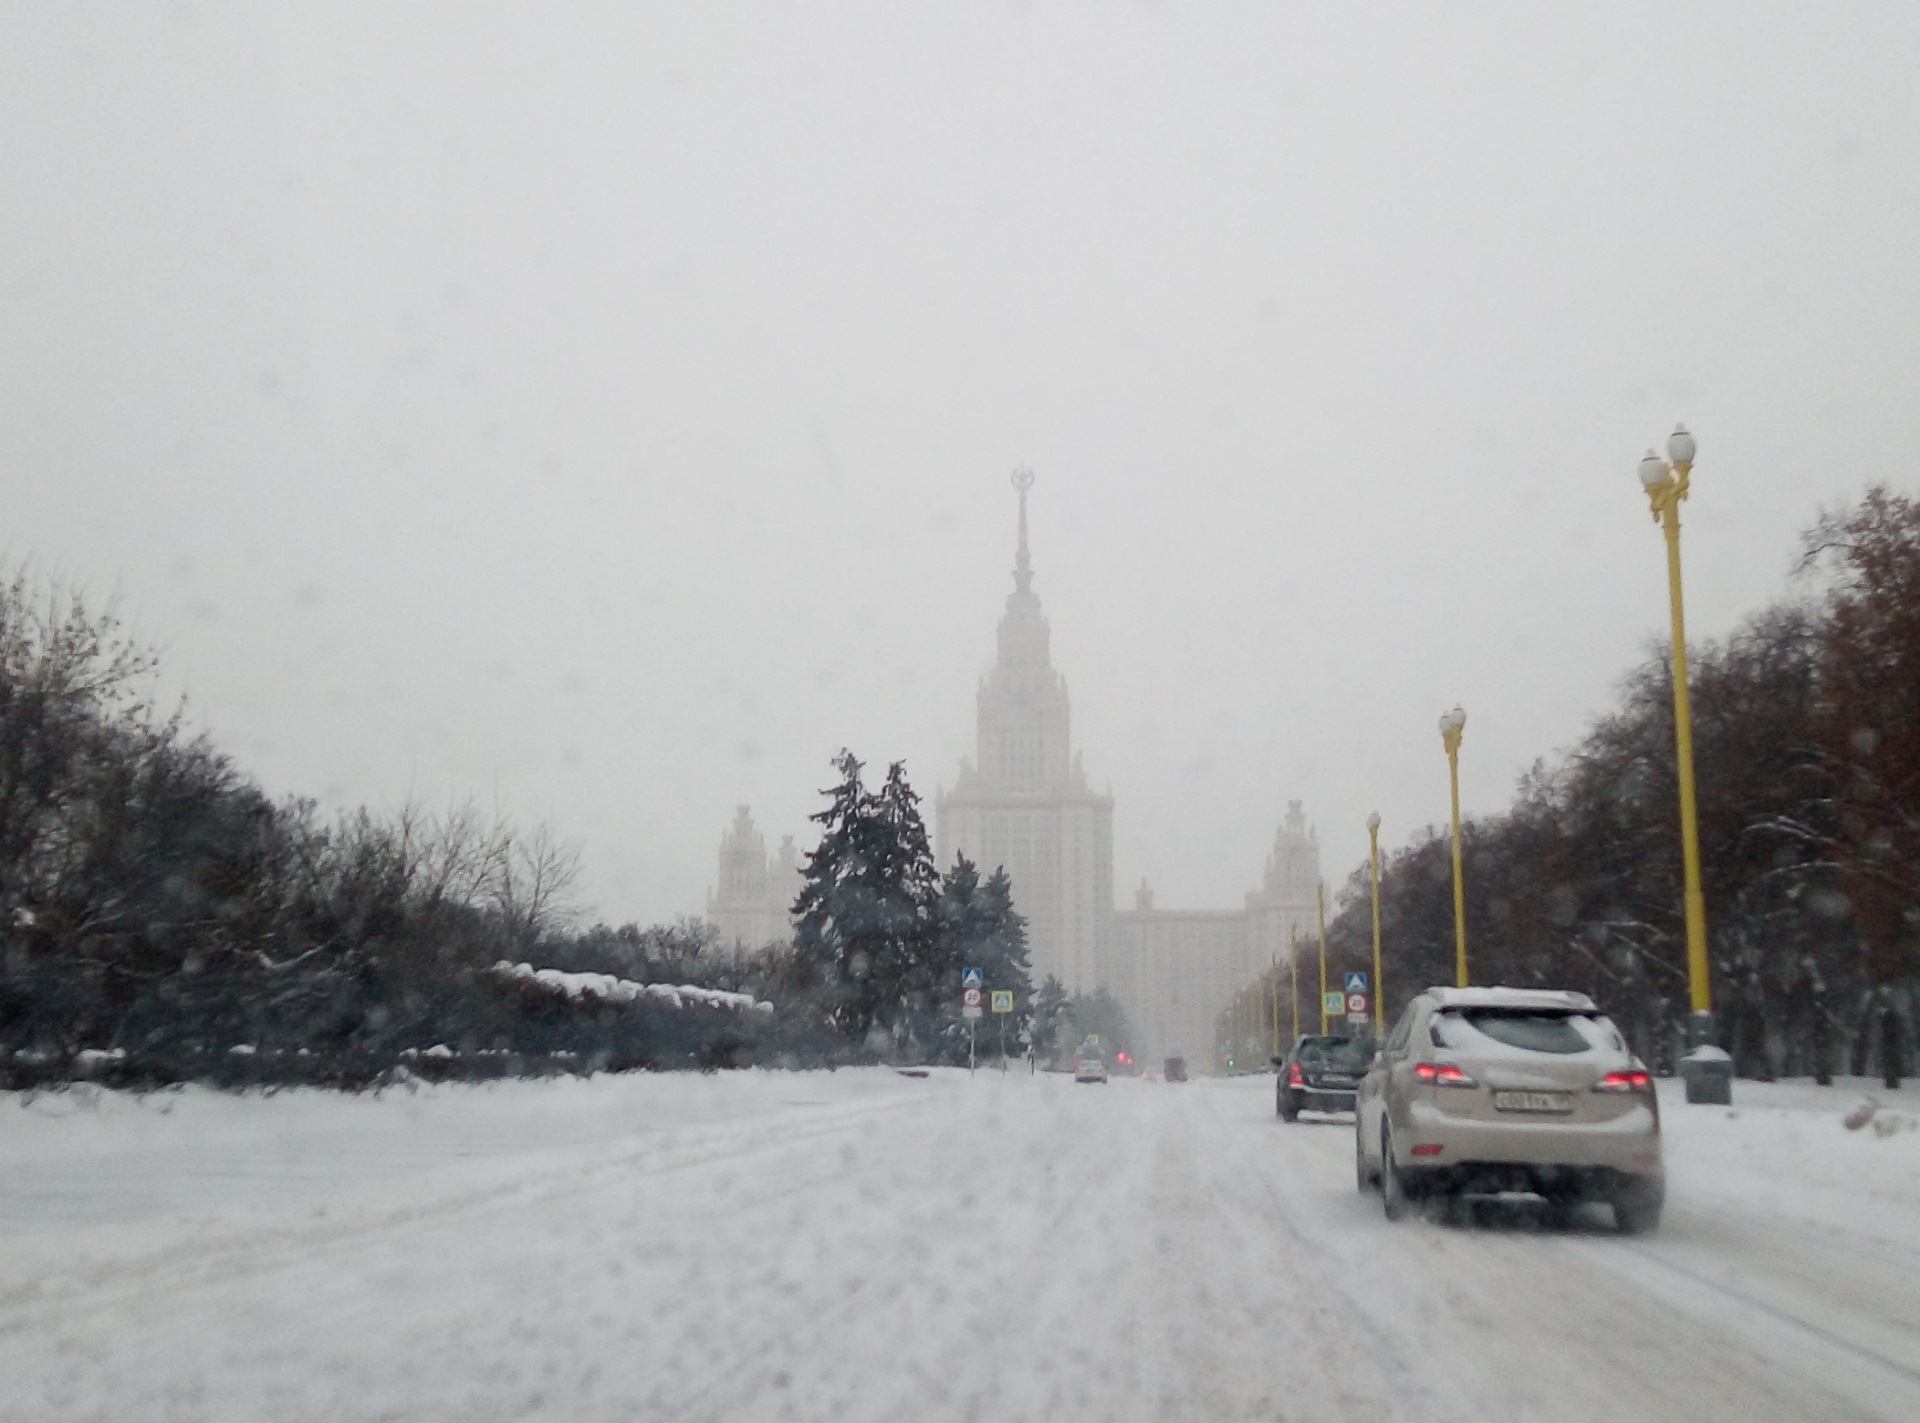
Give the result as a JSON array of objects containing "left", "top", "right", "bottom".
[{"left": 486, "top": 960, "right": 775, "bottom": 1015}]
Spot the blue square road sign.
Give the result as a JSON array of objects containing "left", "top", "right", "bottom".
[
  {"left": 961, "top": 967, "right": 984, "bottom": 989},
  {"left": 1343, "top": 971, "right": 1368, "bottom": 994}
]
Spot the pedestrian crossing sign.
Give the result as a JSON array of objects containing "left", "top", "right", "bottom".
[
  {"left": 961, "top": 967, "right": 984, "bottom": 989},
  {"left": 1323, "top": 991, "right": 1345, "bottom": 1016},
  {"left": 991, "top": 990, "right": 1014, "bottom": 1014},
  {"left": 1344, "top": 971, "right": 1368, "bottom": 994}
]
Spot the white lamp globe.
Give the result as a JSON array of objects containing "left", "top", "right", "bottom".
[
  {"left": 1639, "top": 451, "right": 1667, "bottom": 489},
  {"left": 1667, "top": 424, "right": 1696, "bottom": 465}
]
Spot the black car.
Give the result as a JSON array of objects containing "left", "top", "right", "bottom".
[{"left": 1273, "top": 1034, "right": 1372, "bottom": 1120}]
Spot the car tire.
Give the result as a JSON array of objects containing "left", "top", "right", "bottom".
[
  {"left": 1381, "top": 1126, "right": 1413, "bottom": 1222},
  {"left": 1355, "top": 1124, "right": 1377, "bottom": 1193},
  {"left": 1610, "top": 1177, "right": 1664, "bottom": 1235},
  {"left": 1278, "top": 1089, "right": 1298, "bottom": 1122}
]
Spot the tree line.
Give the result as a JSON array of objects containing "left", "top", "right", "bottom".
[
  {"left": 0, "top": 569, "right": 1039, "bottom": 1088},
  {"left": 1298, "top": 486, "right": 1920, "bottom": 1086}
]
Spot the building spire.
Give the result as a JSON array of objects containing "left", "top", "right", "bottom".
[{"left": 1012, "top": 468, "right": 1035, "bottom": 592}]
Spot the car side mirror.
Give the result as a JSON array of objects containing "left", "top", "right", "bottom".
[{"left": 1269, "top": 1055, "right": 1285, "bottom": 1067}]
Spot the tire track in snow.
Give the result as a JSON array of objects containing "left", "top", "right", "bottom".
[
  {"left": 0, "top": 1089, "right": 926, "bottom": 1341},
  {"left": 645, "top": 1073, "right": 1149, "bottom": 1423},
  {"left": 1230, "top": 1080, "right": 1898, "bottom": 1423},
  {"left": 1574, "top": 1232, "right": 1920, "bottom": 1416}
]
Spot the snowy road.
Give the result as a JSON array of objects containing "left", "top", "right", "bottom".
[{"left": 4, "top": 1069, "right": 1919, "bottom": 1422}]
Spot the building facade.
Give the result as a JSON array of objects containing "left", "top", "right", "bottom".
[
  {"left": 712, "top": 475, "right": 1325, "bottom": 1068},
  {"left": 936, "top": 476, "right": 1321, "bottom": 1066},
  {"left": 705, "top": 806, "right": 801, "bottom": 954},
  {"left": 934, "top": 474, "right": 1113, "bottom": 994}
]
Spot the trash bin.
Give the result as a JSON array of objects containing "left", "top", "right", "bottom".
[{"left": 1678, "top": 1044, "right": 1733, "bottom": 1105}]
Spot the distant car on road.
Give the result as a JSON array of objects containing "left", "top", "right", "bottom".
[
  {"left": 1273, "top": 1035, "right": 1371, "bottom": 1120},
  {"left": 1163, "top": 1056, "right": 1187, "bottom": 1082},
  {"left": 1354, "top": 986, "right": 1664, "bottom": 1233},
  {"left": 1074, "top": 1057, "right": 1109, "bottom": 1083}
]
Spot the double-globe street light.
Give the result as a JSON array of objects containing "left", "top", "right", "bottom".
[
  {"left": 1438, "top": 706, "right": 1469, "bottom": 988},
  {"left": 1638, "top": 425, "right": 1716, "bottom": 1061}
]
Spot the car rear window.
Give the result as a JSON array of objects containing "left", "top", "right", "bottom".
[
  {"left": 1434, "top": 1009, "right": 1596, "bottom": 1055},
  {"left": 1298, "top": 1038, "right": 1372, "bottom": 1070}
]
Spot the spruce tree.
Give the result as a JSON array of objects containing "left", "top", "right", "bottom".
[
  {"left": 1029, "top": 974, "right": 1069, "bottom": 1063},
  {"left": 790, "top": 751, "right": 941, "bottom": 1052}
]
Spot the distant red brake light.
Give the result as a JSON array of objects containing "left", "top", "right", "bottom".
[
  {"left": 1412, "top": 1062, "right": 1477, "bottom": 1087},
  {"left": 1594, "top": 1069, "right": 1653, "bottom": 1093},
  {"left": 1288, "top": 1063, "right": 1304, "bottom": 1085}
]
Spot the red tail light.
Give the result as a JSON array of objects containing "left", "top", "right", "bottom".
[
  {"left": 1412, "top": 1062, "right": 1477, "bottom": 1087},
  {"left": 1288, "top": 1063, "right": 1304, "bottom": 1086},
  {"left": 1594, "top": 1069, "right": 1653, "bottom": 1093},
  {"left": 1410, "top": 1143, "right": 1444, "bottom": 1157}
]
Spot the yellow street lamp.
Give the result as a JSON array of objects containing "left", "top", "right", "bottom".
[
  {"left": 1367, "top": 811, "right": 1384, "bottom": 1034},
  {"left": 1638, "top": 424, "right": 1714, "bottom": 1053},
  {"left": 1269, "top": 952, "right": 1279, "bottom": 1058},
  {"left": 1439, "top": 705, "right": 1469, "bottom": 987},
  {"left": 1316, "top": 881, "right": 1330, "bottom": 1034},
  {"left": 1288, "top": 923, "right": 1299, "bottom": 1043}
]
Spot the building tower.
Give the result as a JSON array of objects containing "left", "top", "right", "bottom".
[
  {"left": 706, "top": 806, "right": 800, "bottom": 954},
  {"left": 936, "top": 472, "right": 1114, "bottom": 992},
  {"left": 1244, "top": 800, "right": 1322, "bottom": 979}
]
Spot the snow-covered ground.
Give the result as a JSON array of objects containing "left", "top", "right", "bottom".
[{"left": 3, "top": 1068, "right": 1917, "bottom": 1422}]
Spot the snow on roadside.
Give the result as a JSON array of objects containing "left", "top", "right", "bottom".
[
  {"left": 1658, "top": 1076, "right": 1920, "bottom": 1244},
  {"left": 0, "top": 1067, "right": 922, "bottom": 1243},
  {"left": 488, "top": 959, "right": 774, "bottom": 1013}
]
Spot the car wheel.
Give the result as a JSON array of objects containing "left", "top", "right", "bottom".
[
  {"left": 1278, "top": 1089, "right": 1298, "bottom": 1122},
  {"left": 1610, "top": 1177, "right": 1664, "bottom": 1235},
  {"left": 1381, "top": 1126, "right": 1413, "bottom": 1222},
  {"left": 1355, "top": 1124, "right": 1377, "bottom": 1193}
]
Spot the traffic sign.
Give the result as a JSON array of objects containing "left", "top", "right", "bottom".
[
  {"left": 990, "top": 990, "right": 1014, "bottom": 1014},
  {"left": 1344, "top": 971, "right": 1368, "bottom": 994},
  {"left": 962, "top": 987, "right": 983, "bottom": 1009},
  {"left": 1322, "top": 991, "right": 1344, "bottom": 1016},
  {"left": 963, "top": 1005, "right": 982, "bottom": 1020},
  {"left": 1346, "top": 992, "right": 1368, "bottom": 1015},
  {"left": 961, "top": 967, "right": 984, "bottom": 989}
]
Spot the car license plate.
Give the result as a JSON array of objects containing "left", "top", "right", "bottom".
[
  {"left": 1493, "top": 1090, "right": 1572, "bottom": 1114},
  {"left": 1320, "top": 1075, "right": 1353, "bottom": 1087}
]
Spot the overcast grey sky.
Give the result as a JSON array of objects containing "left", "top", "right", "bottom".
[{"left": 5, "top": 3, "right": 1919, "bottom": 926}]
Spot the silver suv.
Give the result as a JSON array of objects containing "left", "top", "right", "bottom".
[{"left": 1354, "top": 987, "right": 1663, "bottom": 1232}]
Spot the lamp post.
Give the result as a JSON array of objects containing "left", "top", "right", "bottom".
[
  {"left": 1270, "top": 952, "right": 1279, "bottom": 1059},
  {"left": 1288, "top": 923, "right": 1299, "bottom": 1043},
  {"left": 1439, "top": 705, "right": 1468, "bottom": 987},
  {"left": 1316, "top": 881, "right": 1330, "bottom": 1034},
  {"left": 1638, "top": 425, "right": 1715, "bottom": 1056},
  {"left": 1367, "top": 811, "right": 1384, "bottom": 1035}
]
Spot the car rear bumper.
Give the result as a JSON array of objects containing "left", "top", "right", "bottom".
[
  {"left": 1401, "top": 1161, "right": 1663, "bottom": 1201},
  {"left": 1293, "top": 1087, "right": 1357, "bottom": 1111},
  {"left": 1405, "top": 1100, "right": 1660, "bottom": 1174}
]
